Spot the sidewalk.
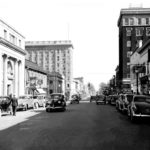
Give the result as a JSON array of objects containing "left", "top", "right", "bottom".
[{"left": 0, "top": 109, "right": 43, "bottom": 131}]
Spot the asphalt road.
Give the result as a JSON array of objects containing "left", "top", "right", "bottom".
[{"left": 0, "top": 100, "right": 150, "bottom": 150}]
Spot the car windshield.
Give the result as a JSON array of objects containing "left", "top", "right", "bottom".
[
  {"left": 134, "top": 97, "right": 150, "bottom": 102},
  {"left": 51, "top": 95, "right": 62, "bottom": 99}
]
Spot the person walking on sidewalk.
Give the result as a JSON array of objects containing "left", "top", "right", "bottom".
[{"left": 11, "top": 95, "right": 18, "bottom": 116}]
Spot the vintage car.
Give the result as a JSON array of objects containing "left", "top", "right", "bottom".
[
  {"left": 70, "top": 94, "right": 80, "bottom": 104},
  {"left": 110, "top": 95, "right": 119, "bottom": 105},
  {"left": 45, "top": 93, "right": 66, "bottom": 112},
  {"left": 17, "top": 95, "right": 34, "bottom": 110},
  {"left": 127, "top": 95, "right": 150, "bottom": 121},
  {"left": 0, "top": 96, "right": 12, "bottom": 116},
  {"left": 90, "top": 95, "right": 97, "bottom": 102},
  {"left": 116, "top": 94, "right": 134, "bottom": 113},
  {"left": 96, "top": 95, "right": 106, "bottom": 105}
]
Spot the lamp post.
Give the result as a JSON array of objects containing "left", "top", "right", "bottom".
[{"left": 135, "top": 69, "right": 139, "bottom": 95}]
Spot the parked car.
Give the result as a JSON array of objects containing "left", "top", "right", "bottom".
[
  {"left": 110, "top": 95, "right": 119, "bottom": 105},
  {"left": 96, "top": 95, "right": 106, "bottom": 105},
  {"left": 70, "top": 94, "right": 80, "bottom": 104},
  {"left": 45, "top": 93, "right": 66, "bottom": 112},
  {"left": 116, "top": 94, "right": 134, "bottom": 113},
  {"left": 0, "top": 96, "right": 12, "bottom": 116},
  {"left": 32, "top": 95, "right": 46, "bottom": 109},
  {"left": 127, "top": 95, "right": 150, "bottom": 122},
  {"left": 17, "top": 95, "right": 34, "bottom": 111},
  {"left": 106, "top": 95, "right": 112, "bottom": 104},
  {"left": 90, "top": 95, "right": 97, "bottom": 102}
]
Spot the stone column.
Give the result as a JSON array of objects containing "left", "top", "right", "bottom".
[
  {"left": 14, "top": 58, "right": 18, "bottom": 97},
  {"left": 2, "top": 54, "right": 8, "bottom": 96},
  {"left": 18, "top": 60, "right": 21, "bottom": 96}
]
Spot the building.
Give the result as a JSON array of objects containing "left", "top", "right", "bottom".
[
  {"left": 130, "top": 39, "right": 150, "bottom": 94},
  {"left": 0, "top": 19, "right": 26, "bottom": 97},
  {"left": 25, "top": 41, "right": 73, "bottom": 96},
  {"left": 25, "top": 59, "right": 47, "bottom": 95},
  {"left": 117, "top": 7, "right": 150, "bottom": 91}
]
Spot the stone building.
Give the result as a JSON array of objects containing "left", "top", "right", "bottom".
[
  {"left": 117, "top": 7, "right": 150, "bottom": 91},
  {"left": 25, "top": 40, "right": 73, "bottom": 97},
  {"left": 0, "top": 19, "right": 26, "bottom": 97}
]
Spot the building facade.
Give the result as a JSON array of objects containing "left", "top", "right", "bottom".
[
  {"left": 117, "top": 7, "right": 150, "bottom": 91},
  {"left": 25, "top": 41, "right": 73, "bottom": 97},
  {"left": 130, "top": 39, "right": 150, "bottom": 94},
  {"left": 25, "top": 60, "right": 47, "bottom": 95},
  {"left": 0, "top": 19, "right": 26, "bottom": 97}
]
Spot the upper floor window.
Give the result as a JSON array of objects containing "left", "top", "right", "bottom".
[
  {"left": 127, "top": 41, "right": 131, "bottom": 47},
  {"left": 136, "top": 27, "right": 144, "bottom": 36},
  {"left": 129, "top": 18, "right": 134, "bottom": 25},
  {"left": 9, "top": 34, "right": 16, "bottom": 44},
  {"left": 4, "top": 30, "right": 7, "bottom": 39},
  {"left": 124, "top": 18, "right": 129, "bottom": 26},
  {"left": 127, "top": 51, "right": 132, "bottom": 58},
  {"left": 19, "top": 40, "right": 21, "bottom": 47},
  {"left": 126, "top": 27, "right": 132, "bottom": 36},
  {"left": 146, "top": 27, "right": 150, "bottom": 36},
  {"left": 138, "top": 18, "right": 142, "bottom": 25},
  {"left": 146, "top": 18, "right": 149, "bottom": 25}
]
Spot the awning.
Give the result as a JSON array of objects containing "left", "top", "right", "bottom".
[{"left": 36, "top": 88, "right": 46, "bottom": 94}]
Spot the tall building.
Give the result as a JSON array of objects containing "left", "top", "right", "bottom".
[
  {"left": 117, "top": 7, "right": 150, "bottom": 91},
  {"left": 0, "top": 19, "right": 26, "bottom": 97},
  {"left": 25, "top": 41, "right": 73, "bottom": 96}
]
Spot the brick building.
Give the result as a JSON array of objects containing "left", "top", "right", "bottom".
[{"left": 117, "top": 7, "right": 150, "bottom": 91}]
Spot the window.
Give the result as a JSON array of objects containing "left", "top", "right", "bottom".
[
  {"left": 67, "top": 84, "right": 70, "bottom": 88},
  {"left": 130, "top": 18, "right": 134, "bottom": 25},
  {"left": 138, "top": 18, "right": 142, "bottom": 25},
  {"left": 124, "top": 18, "right": 129, "bottom": 25},
  {"left": 127, "top": 74, "right": 130, "bottom": 78},
  {"left": 136, "top": 40, "right": 143, "bottom": 48},
  {"left": 146, "top": 27, "right": 150, "bottom": 36},
  {"left": 127, "top": 51, "right": 132, "bottom": 58},
  {"left": 9, "top": 34, "right": 16, "bottom": 44},
  {"left": 146, "top": 18, "right": 149, "bottom": 25},
  {"left": 126, "top": 28, "right": 132, "bottom": 36},
  {"left": 19, "top": 40, "right": 21, "bottom": 47},
  {"left": 4, "top": 30, "right": 7, "bottom": 39},
  {"left": 136, "top": 27, "right": 144, "bottom": 36},
  {"left": 127, "top": 41, "right": 131, "bottom": 47}
]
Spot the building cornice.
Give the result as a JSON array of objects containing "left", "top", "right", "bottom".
[
  {"left": 0, "top": 19, "right": 25, "bottom": 38},
  {"left": 0, "top": 37, "right": 27, "bottom": 55},
  {"left": 25, "top": 40, "right": 73, "bottom": 48},
  {"left": 118, "top": 8, "right": 150, "bottom": 27}
]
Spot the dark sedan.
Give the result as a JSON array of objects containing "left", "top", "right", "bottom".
[{"left": 45, "top": 93, "right": 66, "bottom": 112}]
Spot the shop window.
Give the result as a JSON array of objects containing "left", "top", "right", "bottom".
[{"left": 146, "top": 27, "right": 150, "bottom": 36}]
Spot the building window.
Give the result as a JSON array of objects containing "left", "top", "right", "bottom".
[
  {"left": 124, "top": 18, "right": 129, "bottom": 25},
  {"left": 126, "top": 28, "right": 132, "bottom": 36},
  {"left": 127, "top": 74, "right": 130, "bottom": 78},
  {"left": 146, "top": 18, "right": 149, "bottom": 25},
  {"left": 138, "top": 18, "right": 142, "bottom": 25},
  {"left": 146, "top": 27, "right": 150, "bottom": 36},
  {"left": 127, "top": 41, "right": 131, "bottom": 47},
  {"left": 127, "top": 51, "right": 132, "bottom": 58},
  {"left": 4, "top": 30, "right": 7, "bottom": 39},
  {"left": 19, "top": 40, "right": 21, "bottom": 47},
  {"left": 136, "top": 27, "right": 143, "bottom": 36},
  {"left": 9, "top": 34, "right": 16, "bottom": 44},
  {"left": 136, "top": 40, "right": 143, "bottom": 48},
  {"left": 129, "top": 18, "right": 134, "bottom": 25},
  {"left": 67, "top": 84, "right": 70, "bottom": 88}
]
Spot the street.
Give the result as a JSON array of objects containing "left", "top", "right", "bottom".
[{"left": 0, "top": 99, "right": 150, "bottom": 150}]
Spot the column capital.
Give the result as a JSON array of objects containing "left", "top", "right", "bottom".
[{"left": 2, "top": 54, "right": 7, "bottom": 58}]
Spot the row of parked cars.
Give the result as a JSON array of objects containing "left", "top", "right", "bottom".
[{"left": 107, "top": 94, "right": 150, "bottom": 122}]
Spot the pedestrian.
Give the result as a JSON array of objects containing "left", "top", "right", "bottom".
[{"left": 11, "top": 95, "right": 18, "bottom": 116}]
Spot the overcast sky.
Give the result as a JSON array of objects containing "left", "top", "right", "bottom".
[{"left": 0, "top": 0, "right": 150, "bottom": 90}]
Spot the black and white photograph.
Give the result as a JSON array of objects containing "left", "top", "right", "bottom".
[{"left": 0, "top": 0, "right": 150, "bottom": 149}]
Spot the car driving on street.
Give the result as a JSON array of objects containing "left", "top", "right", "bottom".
[{"left": 45, "top": 93, "right": 66, "bottom": 112}]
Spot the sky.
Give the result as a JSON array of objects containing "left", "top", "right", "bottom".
[{"left": 0, "top": 0, "right": 150, "bottom": 90}]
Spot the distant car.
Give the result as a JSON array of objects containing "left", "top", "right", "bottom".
[
  {"left": 17, "top": 95, "right": 34, "bottom": 111},
  {"left": 70, "top": 94, "right": 80, "bottom": 104},
  {"left": 96, "top": 95, "right": 106, "bottom": 105},
  {"left": 127, "top": 95, "right": 150, "bottom": 122},
  {"left": 32, "top": 95, "right": 46, "bottom": 109},
  {"left": 45, "top": 93, "right": 66, "bottom": 112},
  {"left": 90, "top": 96, "right": 97, "bottom": 102}
]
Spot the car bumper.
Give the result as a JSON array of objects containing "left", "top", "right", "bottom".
[{"left": 133, "top": 112, "right": 150, "bottom": 117}]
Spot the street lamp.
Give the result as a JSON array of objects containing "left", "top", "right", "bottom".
[{"left": 135, "top": 69, "right": 139, "bottom": 94}]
